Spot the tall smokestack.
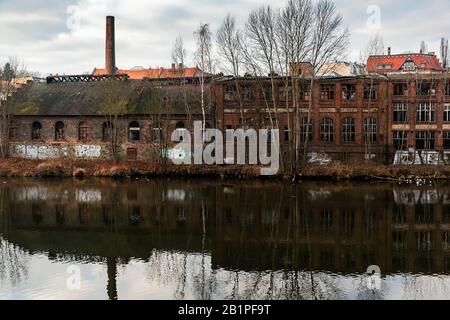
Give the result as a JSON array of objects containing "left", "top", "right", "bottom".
[{"left": 106, "top": 16, "right": 116, "bottom": 74}]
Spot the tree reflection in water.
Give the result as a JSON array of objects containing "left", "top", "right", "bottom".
[{"left": 0, "top": 179, "right": 449, "bottom": 299}]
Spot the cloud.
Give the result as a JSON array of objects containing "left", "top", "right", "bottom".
[{"left": 0, "top": 0, "right": 447, "bottom": 75}]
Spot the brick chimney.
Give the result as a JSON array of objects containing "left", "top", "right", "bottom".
[
  {"left": 105, "top": 16, "right": 116, "bottom": 74},
  {"left": 388, "top": 47, "right": 391, "bottom": 55}
]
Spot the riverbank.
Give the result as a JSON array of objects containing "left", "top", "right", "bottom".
[{"left": 0, "top": 158, "right": 449, "bottom": 182}]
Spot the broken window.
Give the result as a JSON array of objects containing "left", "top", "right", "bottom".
[
  {"left": 393, "top": 83, "right": 407, "bottom": 96},
  {"left": 393, "top": 103, "right": 408, "bottom": 123},
  {"left": 320, "top": 117, "right": 334, "bottom": 143},
  {"left": 262, "top": 85, "right": 273, "bottom": 101},
  {"left": 102, "top": 122, "right": 113, "bottom": 142},
  {"left": 300, "top": 117, "right": 313, "bottom": 142},
  {"left": 9, "top": 121, "right": 17, "bottom": 140},
  {"left": 31, "top": 121, "right": 42, "bottom": 140},
  {"left": 78, "top": 121, "right": 89, "bottom": 142},
  {"left": 320, "top": 84, "right": 335, "bottom": 101},
  {"left": 299, "top": 83, "right": 311, "bottom": 101},
  {"left": 415, "top": 131, "right": 435, "bottom": 150},
  {"left": 416, "top": 103, "right": 435, "bottom": 122},
  {"left": 55, "top": 122, "right": 65, "bottom": 141},
  {"left": 129, "top": 121, "right": 140, "bottom": 141},
  {"left": 364, "top": 117, "right": 377, "bottom": 144},
  {"left": 224, "top": 84, "right": 236, "bottom": 102},
  {"left": 278, "top": 85, "right": 292, "bottom": 102},
  {"left": 342, "top": 117, "right": 355, "bottom": 143},
  {"left": 416, "top": 81, "right": 436, "bottom": 97},
  {"left": 342, "top": 84, "right": 356, "bottom": 101},
  {"left": 240, "top": 85, "right": 254, "bottom": 102},
  {"left": 364, "top": 85, "right": 378, "bottom": 100},
  {"left": 393, "top": 131, "right": 408, "bottom": 150},
  {"left": 151, "top": 123, "right": 163, "bottom": 143}
]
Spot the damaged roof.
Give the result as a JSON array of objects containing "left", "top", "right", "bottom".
[{"left": 10, "top": 80, "right": 210, "bottom": 117}]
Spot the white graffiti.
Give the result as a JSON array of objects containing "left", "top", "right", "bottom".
[
  {"left": 393, "top": 150, "right": 444, "bottom": 165},
  {"left": 307, "top": 152, "right": 332, "bottom": 165},
  {"left": 13, "top": 145, "right": 69, "bottom": 160},
  {"left": 75, "top": 189, "right": 102, "bottom": 203},
  {"left": 75, "top": 145, "right": 102, "bottom": 158}
]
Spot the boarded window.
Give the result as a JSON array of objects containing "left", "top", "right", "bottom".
[
  {"left": 78, "top": 121, "right": 89, "bottom": 142},
  {"left": 129, "top": 121, "right": 140, "bottom": 141},
  {"left": 31, "top": 121, "right": 42, "bottom": 140},
  {"left": 55, "top": 122, "right": 65, "bottom": 141}
]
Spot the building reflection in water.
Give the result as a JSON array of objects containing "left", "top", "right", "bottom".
[{"left": 1, "top": 179, "right": 450, "bottom": 299}]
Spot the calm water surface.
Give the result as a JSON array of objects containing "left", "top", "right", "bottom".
[{"left": 1, "top": 178, "right": 450, "bottom": 300}]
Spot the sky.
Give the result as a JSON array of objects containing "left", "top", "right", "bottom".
[{"left": 0, "top": 0, "right": 450, "bottom": 76}]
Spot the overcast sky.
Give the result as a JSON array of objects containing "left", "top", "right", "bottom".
[{"left": 0, "top": 0, "right": 449, "bottom": 76}]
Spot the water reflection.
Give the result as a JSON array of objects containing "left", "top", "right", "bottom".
[{"left": 1, "top": 179, "right": 450, "bottom": 299}]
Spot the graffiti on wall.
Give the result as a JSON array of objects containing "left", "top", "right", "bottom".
[
  {"left": 393, "top": 149, "right": 448, "bottom": 165},
  {"left": 13, "top": 145, "right": 69, "bottom": 160},
  {"left": 307, "top": 152, "right": 332, "bottom": 165},
  {"left": 75, "top": 145, "right": 102, "bottom": 158}
]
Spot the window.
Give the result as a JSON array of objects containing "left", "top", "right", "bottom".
[
  {"left": 417, "top": 82, "right": 436, "bottom": 97},
  {"left": 342, "top": 117, "right": 355, "bottom": 143},
  {"left": 444, "top": 132, "right": 450, "bottom": 149},
  {"left": 262, "top": 85, "right": 273, "bottom": 101},
  {"left": 364, "top": 118, "right": 377, "bottom": 144},
  {"left": 299, "top": 83, "right": 311, "bottom": 101},
  {"left": 342, "top": 84, "right": 356, "bottom": 101},
  {"left": 320, "top": 118, "right": 334, "bottom": 143},
  {"left": 393, "top": 83, "right": 407, "bottom": 96},
  {"left": 445, "top": 105, "right": 450, "bottom": 122},
  {"left": 416, "top": 103, "right": 435, "bottom": 122},
  {"left": 402, "top": 60, "right": 416, "bottom": 71},
  {"left": 393, "top": 103, "right": 408, "bottom": 123},
  {"left": 364, "top": 85, "right": 378, "bottom": 100},
  {"left": 320, "top": 209, "right": 333, "bottom": 234},
  {"left": 78, "top": 121, "right": 89, "bottom": 142},
  {"left": 102, "top": 122, "right": 113, "bottom": 142},
  {"left": 393, "top": 131, "right": 408, "bottom": 150},
  {"left": 240, "top": 85, "right": 254, "bottom": 102},
  {"left": 151, "top": 124, "right": 163, "bottom": 143},
  {"left": 278, "top": 85, "right": 292, "bottom": 102},
  {"left": 129, "top": 121, "right": 140, "bottom": 141},
  {"left": 300, "top": 118, "right": 313, "bottom": 142},
  {"left": 224, "top": 84, "right": 236, "bottom": 102},
  {"left": 320, "top": 84, "right": 335, "bottom": 101},
  {"left": 55, "top": 122, "right": 65, "bottom": 141},
  {"left": 445, "top": 82, "right": 450, "bottom": 96},
  {"left": 284, "top": 126, "right": 290, "bottom": 142},
  {"left": 31, "top": 121, "right": 42, "bottom": 140},
  {"left": 415, "top": 131, "right": 435, "bottom": 150},
  {"left": 9, "top": 121, "right": 17, "bottom": 140}
]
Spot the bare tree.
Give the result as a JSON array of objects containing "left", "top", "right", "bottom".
[
  {"left": 302, "top": 0, "right": 350, "bottom": 164},
  {"left": 359, "top": 34, "right": 385, "bottom": 65},
  {"left": 0, "top": 57, "right": 28, "bottom": 158},
  {"left": 172, "top": 36, "right": 187, "bottom": 67},
  {"left": 194, "top": 23, "right": 213, "bottom": 135}
]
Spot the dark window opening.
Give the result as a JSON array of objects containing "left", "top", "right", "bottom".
[
  {"left": 55, "top": 122, "right": 65, "bottom": 141},
  {"left": 320, "top": 84, "right": 335, "bottom": 101},
  {"left": 78, "top": 121, "right": 89, "bottom": 142},
  {"left": 393, "top": 83, "right": 407, "bottom": 96},
  {"left": 364, "top": 118, "right": 377, "bottom": 144},
  {"left": 342, "top": 84, "right": 356, "bottom": 101},
  {"left": 342, "top": 117, "right": 355, "bottom": 143},
  {"left": 415, "top": 131, "right": 435, "bottom": 150},
  {"left": 393, "top": 131, "right": 408, "bottom": 150},
  {"left": 300, "top": 118, "right": 313, "bottom": 142},
  {"left": 393, "top": 103, "right": 408, "bottom": 123},
  {"left": 31, "top": 121, "right": 42, "bottom": 140},
  {"left": 320, "top": 117, "right": 334, "bottom": 143},
  {"left": 364, "top": 85, "right": 378, "bottom": 100},
  {"left": 129, "top": 121, "right": 140, "bottom": 141}
]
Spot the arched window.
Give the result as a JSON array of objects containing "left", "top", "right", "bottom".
[
  {"left": 342, "top": 117, "right": 355, "bottom": 143},
  {"left": 364, "top": 118, "right": 377, "bottom": 144},
  {"left": 55, "top": 122, "right": 65, "bottom": 141},
  {"left": 78, "top": 121, "right": 89, "bottom": 142},
  {"left": 320, "top": 118, "right": 334, "bottom": 143},
  {"left": 31, "top": 121, "right": 42, "bottom": 140},
  {"left": 102, "top": 122, "right": 113, "bottom": 142},
  {"left": 129, "top": 121, "right": 140, "bottom": 141}
]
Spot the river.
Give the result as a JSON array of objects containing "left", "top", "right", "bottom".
[{"left": 0, "top": 178, "right": 449, "bottom": 300}]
